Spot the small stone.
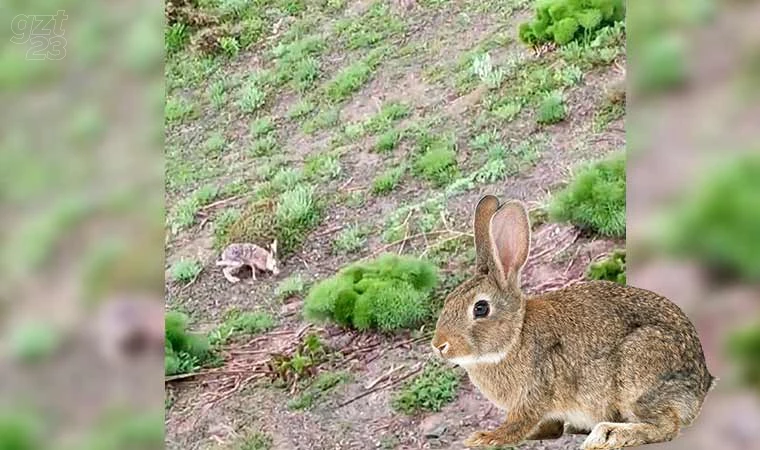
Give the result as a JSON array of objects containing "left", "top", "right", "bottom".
[{"left": 420, "top": 413, "right": 447, "bottom": 439}]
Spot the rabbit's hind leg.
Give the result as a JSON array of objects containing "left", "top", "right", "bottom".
[
  {"left": 223, "top": 264, "right": 243, "bottom": 283},
  {"left": 526, "top": 420, "right": 564, "bottom": 440}
]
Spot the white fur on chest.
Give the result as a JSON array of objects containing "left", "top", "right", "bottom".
[{"left": 546, "top": 410, "right": 598, "bottom": 431}]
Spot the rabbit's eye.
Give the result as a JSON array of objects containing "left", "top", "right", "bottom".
[{"left": 473, "top": 300, "right": 490, "bottom": 318}]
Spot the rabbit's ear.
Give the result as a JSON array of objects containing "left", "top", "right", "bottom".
[
  {"left": 488, "top": 200, "right": 530, "bottom": 293},
  {"left": 271, "top": 239, "right": 278, "bottom": 256},
  {"left": 473, "top": 195, "right": 500, "bottom": 275}
]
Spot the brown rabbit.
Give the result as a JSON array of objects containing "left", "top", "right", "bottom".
[
  {"left": 431, "top": 196, "right": 714, "bottom": 449},
  {"left": 216, "top": 240, "right": 279, "bottom": 283}
]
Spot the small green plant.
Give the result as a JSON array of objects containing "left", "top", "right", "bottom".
[
  {"left": 660, "top": 154, "right": 760, "bottom": 280},
  {"left": 372, "top": 165, "right": 405, "bottom": 195},
  {"left": 537, "top": 90, "right": 567, "bottom": 124},
  {"left": 491, "top": 100, "right": 522, "bottom": 122},
  {"left": 305, "top": 153, "right": 342, "bottom": 180},
  {"left": 170, "top": 258, "right": 202, "bottom": 283},
  {"left": 293, "top": 57, "right": 320, "bottom": 92},
  {"left": 165, "top": 96, "right": 195, "bottom": 124},
  {"left": 287, "top": 371, "right": 351, "bottom": 410},
  {"left": 727, "top": 322, "right": 760, "bottom": 391},
  {"left": 587, "top": 249, "right": 626, "bottom": 284},
  {"left": 220, "top": 36, "right": 241, "bottom": 57},
  {"left": 414, "top": 138, "right": 458, "bottom": 186},
  {"left": 238, "top": 82, "right": 267, "bottom": 113},
  {"left": 472, "top": 53, "right": 504, "bottom": 89},
  {"left": 288, "top": 99, "right": 315, "bottom": 119},
  {"left": 250, "top": 135, "right": 277, "bottom": 156},
  {"left": 375, "top": 129, "right": 400, "bottom": 153},
  {"left": 271, "top": 167, "right": 303, "bottom": 191},
  {"left": 556, "top": 63, "right": 584, "bottom": 86},
  {"left": 549, "top": 152, "right": 625, "bottom": 237},
  {"left": 365, "top": 101, "right": 411, "bottom": 133},
  {"left": 209, "top": 310, "right": 276, "bottom": 346},
  {"left": 165, "top": 23, "right": 189, "bottom": 54},
  {"left": 165, "top": 311, "right": 215, "bottom": 376},
  {"left": 304, "top": 254, "right": 438, "bottom": 331},
  {"left": 276, "top": 184, "right": 319, "bottom": 227},
  {"left": 325, "top": 59, "right": 374, "bottom": 102},
  {"left": 239, "top": 431, "right": 273, "bottom": 450},
  {"left": 251, "top": 117, "right": 275, "bottom": 138},
  {"left": 270, "top": 333, "right": 328, "bottom": 385},
  {"left": 276, "top": 274, "right": 306, "bottom": 299},
  {"left": 302, "top": 107, "right": 340, "bottom": 134},
  {"left": 214, "top": 208, "right": 241, "bottom": 248},
  {"left": 332, "top": 224, "right": 368, "bottom": 254},
  {"left": 208, "top": 79, "right": 227, "bottom": 110},
  {"left": 519, "top": 0, "right": 625, "bottom": 46},
  {"left": 0, "top": 412, "right": 42, "bottom": 449},
  {"left": 334, "top": 2, "right": 403, "bottom": 49},
  {"left": 204, "top": 132, "right": 226, "bottom": 155},
  {"left": 392, "top": 363, "right": 459, "bottom": 415},
  {"left": 8, "top": 322, "right": 60, "bottom": 362}
]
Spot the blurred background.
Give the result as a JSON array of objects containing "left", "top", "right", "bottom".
[
  {"left": 0, "top": 0, "right": 757, "bottom": 448},
  {"left": 628, "top": 0, "right": 760, "bottom": 449}
]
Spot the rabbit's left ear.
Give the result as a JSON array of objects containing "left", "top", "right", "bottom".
[
  {"left": 270, "top": 239, "right": 278, "bottom": 256},
  {"left": 488, "top": 201, "right": 530, "bottom": 293}
]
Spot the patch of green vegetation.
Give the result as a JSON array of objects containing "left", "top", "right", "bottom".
[
  {"left": 536, "top": 90, "right": 567, "bottom": 125},
  {"left": 271, "top": 167, "right": 304, "bottom": 192},
  {"left": 372, "top": 165, "right": 405, "bottom": 195},
  {"left": 324, "top": 49, "right": 385, "bottom": 102},
  {"left": 593, "top": 84, "right": 625, "bottom": 131},
  {"left": 165, "top": 23, "right": 189, "bottom": 55},
  {"left": 204, "top": 131, "right": 226, "bottom": 155},
  {"left": 392, "top": 363, "right": 459, "bottom": 415},
  {"left": 276, "top": 184, "right": 320, "bottom": 231},
  {"left": 250, "top": 135, "right": 278, "bottom": 157},
  {"left": 469, "top": 134, "right": 541, "bottom": 184},
  {"left": 288, "top": 99, "right": 316, "bottom": 119},
  {"left": 559, "top": 22, "right": 625, "bottom": 68},
  {"left": 342, "top": 190, "right": 366, "bottom": 208},
  {"left": 208, "top": 79, "right": 227, "bottom": 110},
  {"left": 239, "top": 431, "right": 273, "bottom": 450},
  {"left": 382, "top": 196, "right": 447, "bottom": 243},
  {"left": 270, "top": 333, "right": 328, "bottom": 385},
  {"left": 272, "top": 34, "right": 326, "bottom": 90},
  {"left": 80, "top": 408, "right": 164, "bottom": 449},
  {"left": 414, "top": 137, "right": 458, "bottom": 186},
  {"left": 334, "top": 2, "right": 404, "bottom": 50},
  {"left": 518, "top": 0, "right": 625, "bottom": 46},
  {"left": 276, "top": 274, "right": 307, "bottom": 299},
  {"left": 633, "top": 34, "right": 686, "bottom": 94},
  {"left": 237, "top": 80, "right": 267, "bottom": 114},
  {"left": 213, "top": 208, "right": 241, "bottom": 249},
  {"left": 8, "top": 322, "right": 60, "bottom": 363},
  {"left": 556, "top": 63, "right": 584, "bottom": 86},
  {"left": 165, "top": 96, "right": 195, "bottom": 124},
  {"left": 302, "top": 107, "right": 340, "bottom": 134},
  {"left": 365, "top": 101, "right": 411, "bottom": 133},
  {"left": 251, "top": 117, "right": 275, "bottom": 138},
  {"left": 727, "top": 322, "right": 760, "bottom": 391},
  {"left": 165, "top": 311, "right": 216, "bottom": 376},
  {"left": 660, "top": 154, "right": 760, "bottom": 281},
  {"left": 472, "top": 53, "right": 505, "bottom": 89},
  {"left": 304, "top": 254, "right": 438, "bottom": 331},
  {"left": 587, "top": 249, "right": 626, "bottom": 284},
  {"left": 305, "top": 153, "right": 342, "bottom": 180},
  {"left": 170, "top": 258, "right": 202, "bottom": 283},
  {"left": 491, "top": 99, "right": 523, "bottom": 122},
  {"left": 549, "top": 152, "right": 625, "bottom": 237},
  {"left": 220, "top": 36, "right": 241, "bottom": 58},
  {"left": 287, "top": 371, "right": 351, "bottom": 410},
  {"left": 209, "top": 310, "right": 277, "bottom": 346},
  {"left": 375, "top": 129, "right": 400, "bottom": 153},
  {"left": 332, "top": 224, "right": 368, "bottom": 254},
  {"left": 0, "top": 411, "right": 42, "bottom": 449}
]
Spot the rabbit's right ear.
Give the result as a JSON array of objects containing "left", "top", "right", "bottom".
[
  {"left": 488, "top": 201, "right": 530, "bottom": 293},
  {"left": 473, "top": 195, "right": 500, "bottom": 275}
]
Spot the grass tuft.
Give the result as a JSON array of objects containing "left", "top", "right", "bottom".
[
  {"left": 209, "top": 310, "right": 276, "bottom": 345},
  {"left": 332, "top": 224, "right": 368, "bottom": 254},
  {"left": 165, "top": 311, "right": 215, "bottom": 376},
  {"left": 372, "top": 165, "right": 405, "bottom": 195},
  {"left": 276, "top": 275, "right": 307, "bottom": 299},
  {"left": 170, "top": 258, "right": 202, "bottom": 283},
  {"left": 392, "top": 362, "right": 459, "bottom": 415},
  {"left": 549, "top": 152, "right": 625, "bottom": 237},
  {"left": 587, "top": 249, "right": 626, "bottom": 284},
  {"left": 414, "top": 138, "right": 458, "bottom": 186},
  {"left": 537, "top": 90, "right": 567, "bottom": 125},
  {"left": 304, "top": 254, "right": 438, "bottom": 331}
]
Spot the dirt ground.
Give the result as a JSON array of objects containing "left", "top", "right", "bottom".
[{"left": 164, "top": 0, "right": 625, "bottom": 448}]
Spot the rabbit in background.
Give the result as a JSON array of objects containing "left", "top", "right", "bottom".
[
  {"left": 431, "top": 195, "right": 715, "bottom": 449},
  {"left": 216, "top": 240, "right": 279, "bottom": 283}
]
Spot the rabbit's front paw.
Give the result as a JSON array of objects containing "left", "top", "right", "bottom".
[
  {"left": 463, "top": 430, "right": 512, "bottom": 448},
  {"left": 581, "top": 423, "right": 631, "bottom": 450}
]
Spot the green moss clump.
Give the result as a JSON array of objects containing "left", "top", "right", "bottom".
[
  {"left": 587, "top": 249, "right": 625, "bottom": 284},
  {"left": 549, "top": 152, "right": 625, "bottom": 237},
  {"left": 519, "top": 0, "right": 625, "bottom": 46},
  {"left": 304, "top": 254, "right": 438, "bottom": 331},
  {"left": 165, "top": 311, "right": 215, "bottom": 376}
]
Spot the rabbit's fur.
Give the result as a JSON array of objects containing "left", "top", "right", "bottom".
[
  {"left": 216, "top": 240, "right": 279, "bottom": 283},
  {"left": 432, "top": 196, "right": 714, "bottom": 449}
]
